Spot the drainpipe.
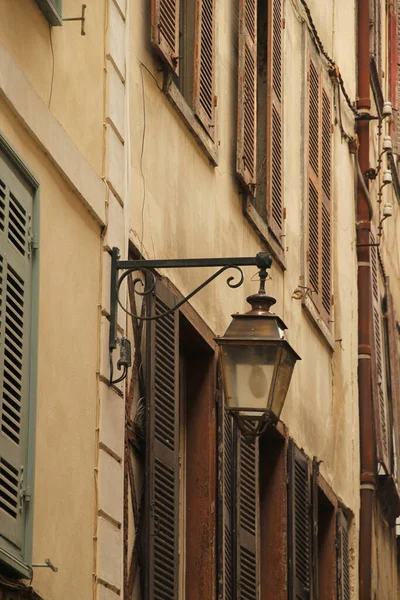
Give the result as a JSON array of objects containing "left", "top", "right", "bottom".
[{"left": 357, "top": 1, "right": 375, "bottom": 599}]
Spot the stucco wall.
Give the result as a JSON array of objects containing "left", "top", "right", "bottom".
[
  {"left": 0, "top": 96, "right": 101, "bottom": 600},
  {"left": 0, "top": 0, "right": 105, "bottom": 176},
  {"left": 129, "top": 0, "right": 359, "bottom": 524}
]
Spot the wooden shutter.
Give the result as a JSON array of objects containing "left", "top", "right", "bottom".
[
  {"left": 307, "top": 58, "right": 332, "bottom": 324},
  {"left": 288, "top": 440, "right": 311, "bottom": 600},
  {"left": 370, "top": 235, "right": 391, "bottom": 474},
  {"left": 370, "top": 0, "right": 382, "bottom": 81},
  {"left": 384, "top": 278, "right": 400, "bottom": 479},
  {"left": 222, "top": 411, "right": 234, "bottom": 600},
  {"left": 237, "top": 0, "right": 257, "bottom": 187},
  {"left": 145, "top": 282, "right": 179, "bottom": 600},
  {"left": 236, "top": 432, "right": 259, "bottom": 600},
  {"left": 336, "top": 511, "right": 350, "bottom": 600},
  {"left": 193, "top": 0, "right": 216, "bottom": 135},
  {"left": 0, "top": 154, "right": 33, "bottom": 558},
  {"left": 311, "top": 458, "right": 319, "bottom": 599},
  {"left": 267, "top": 0, "right": 284, "bottom": 239},
  {"left": 151, "top": 0, "right": 180, "bottom": 73}
]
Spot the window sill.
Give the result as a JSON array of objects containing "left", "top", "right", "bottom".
[
  {"left": 163, "top": 74, "right": 218, "bottom": 167},
  {"left": 34, "top": 0, "right": 63, "bottom": 26},
  {"left": 242, "top": 197, "right": 286, "bottom": 269},
  {"left": 302, "top": 294, "right": 334, "bottom": 351},
  {"left": 0, "top": 547, "right": 32, "bottom": 580}
]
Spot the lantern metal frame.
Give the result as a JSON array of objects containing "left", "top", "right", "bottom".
[{"left": 109, "top": 247, "right": 300, "bottom": 439}]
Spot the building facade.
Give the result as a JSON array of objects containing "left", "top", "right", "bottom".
[{"left": 0, "top": 0, "right": 399, "bottom": 599}]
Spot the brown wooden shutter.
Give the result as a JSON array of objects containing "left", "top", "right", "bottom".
[
  {"left": 307, "top": 59, "right": 320, "bottom": 302},
  {"left": 321, "top": 89, "right": 332, "bottom": 318},
  {"left": 384, "top": 278, "right": 400, "bottom": 478},
  {"left": 311, "top": 458, "right": 319, "bottom": 600},
  {"left": 288, "top": 440, "right": 311, "bottom": 600},
  {"left": 237, "top": 0, "right": 257, "bottom": 187},
  {"left": 217, "top": 360, "right": 234, "bottom": 600},
  {"left": 236, "top": 432, "right": 259, "bottom": 599},
  {"left": 267, "top": 0, "right": 284, "bottom": 239},
  {"left": 336, "top": 511, "right": 350, "bottom": 600},
  {"left": 145, "top": 281, "right": 179, "bottom": 600},
  {"left": 151, "top": 0, "right": 180, "bottom": 73},
  {"left": 307, "top": 58, "right": 332, "bottom": 324},
  {"left": 193, "top": 0, "right": 216, "bottom": 135},
  {"left": 370, "top": 235, "right": 391, "bottom": 474}
]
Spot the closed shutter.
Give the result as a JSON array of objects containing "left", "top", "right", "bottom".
[
  {"left": 0, "top": 155, "right": 33, "bottom": 557},
  {"left": 193, "top": 0, "right": 216, "bottom": 136},
  {"left": 311, "top": 458, "right": 319, "bottom": 599},
  {"left": 145, "top": 282, "right": 179, "bottom": 599},
  {"left": 236, "top": 432, "right": 259, "bottom": 600},
  {"left": 288, "top": 440, "right": 311, "bottom": 600},
  {"left": 384, "top": 278, "right": 400, "bottom": 479},
  {"left": 151, "top": 0, "right": 180, "bottom": 73},
  {"left": 307, "top": 58, "right": 332, "bottom": 324},
  {"left": 223, "top": 410, "right": 234, "bottom": 600},
  {"left": 237, "top": 0, "right": 257, "bottom": 187},
  {"left": 370, "top": 234, "right": 391, "bottom": 474},
  {"left": 336, "top": 511, "right": 350, "bottom": 600},
  {"left": 267, "top": 0, "right": 284, "bottom": 239}
]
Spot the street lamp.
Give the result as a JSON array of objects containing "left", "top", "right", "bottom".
[
  {"left": 109, "top": 248, "right": 301, "bottom": 439},
  {"left": 215, "top": 268, "right": 301, "bottom": 440}
]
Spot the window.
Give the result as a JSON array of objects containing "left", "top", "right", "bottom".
[
  {"left": 287, "top": 440, "right": 351, "bottom": 600},
  {"left": 144, "top": 281, "right": 216, "bottom": 599},
  {"left": 305, "top": 55, "right": 332, "bottom": 327},
  {"left": 237, "top": 0, "right": 285, "bottom": 258},
  {"left": 151, "top": 0, "right": 216, "bottom": 141},
  {"left": 0, "top": 138, "right": 38, "bottom": 579},
  {"left": 34, "top": 0, "right": 63, "bottom": 26}
]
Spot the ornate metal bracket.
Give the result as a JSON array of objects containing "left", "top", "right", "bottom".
[{"left": 108, "top": 247, "right": 272, "bottom": 383}]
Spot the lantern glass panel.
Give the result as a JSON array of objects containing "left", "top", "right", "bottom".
[
  {"left": 269, "top": 346, "right": 297, "bottom": 418},
  {"left": 220, "top": 345, "right": 279, "bottom": 416}
]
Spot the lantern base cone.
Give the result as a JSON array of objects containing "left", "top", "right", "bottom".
[{"left": 245, "top": 293, "right": 277, "bottom": 315}]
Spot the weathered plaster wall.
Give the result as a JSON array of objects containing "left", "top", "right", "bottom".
[
  {"left": 0, "top": 97, "right": 101, "bottom": 600},
  {"left": 0, "top": 0, "right": 106, "bottom": 175},
  {"left": 128, "top": 15, "right": 360, "bottom": 599}
]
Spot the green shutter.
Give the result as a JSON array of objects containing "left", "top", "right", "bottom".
[{"left": 0, "top": 151, "right": 33, "bottom": 565}]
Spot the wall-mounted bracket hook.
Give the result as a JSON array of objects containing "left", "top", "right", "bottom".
[{"left": 63, "top": 4, "right": 86, "bottom": 35}]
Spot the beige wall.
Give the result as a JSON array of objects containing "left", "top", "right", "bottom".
[
  {"left": 0, "top": 0, "right": 106, "bottom": 176},
  {"left": 129, "top": 0, "right": 359, "bottom": 519},
  {"left": 0, "top": 95, "right": 102, "bottom": 599}
]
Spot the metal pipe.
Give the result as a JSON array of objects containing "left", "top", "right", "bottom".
[{"left": 357, "top": 0, "right": 375, "bottom": 596}]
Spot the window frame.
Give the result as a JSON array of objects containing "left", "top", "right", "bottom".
[
  {"left": 0, "top": 132, "right": 40, "bottom": 579},
  {"left": 151, "top": 0, "right": 218, "bottom": 165},
  {"left": 34, "top": 0, "right": 63, "bottom": 26}
]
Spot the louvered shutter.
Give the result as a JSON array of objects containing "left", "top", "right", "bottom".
[
  {"left": 222, "top": 410, "right": 234, "bottom": 600},
  {"left": 236, "top": 432, "right": 259, "bottom": 600},
  {"left": 320, "top": 89, "right": 332, "bottom": 319},
  {"left": 145, "top": 282, "right": 179, "bottom": 600},
  {"left": 151, "top": 0, "right": 180, "bottom": 73},
  {"left": 267, "top": 0, "right": 284, "bottom": 239},
  {"left": 193, "top": 0, "right": 216, "bottom": 136},
  {"left": 0, "top": 154, "right": 33, "bottom": 558},
  {"left": 307, "top": 59, "right": 320, "bottom": 304},
  {"left": 307, "top": 58, "right": 332, "bottom": 324},
  {"left": 336, "top": 511, "right": 350, "bottom": 600},
  {"left": 236, "top": 0, "right": 257, "bottom": 187},
  {"left": 384, "top": 278, "right": 400, "bottom": 478},
  {"left": 370, "top": 234, "right": 391, "bottom": 474},
  {"left": 288, "top": 441, "right": 311, "bottom": 600},
  {"left": 311, "top": 458, "right": 319, "bottom": 599}
]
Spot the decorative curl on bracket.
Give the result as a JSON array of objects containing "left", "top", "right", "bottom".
[{"left": 117, "top": 264, "right": 245, "bottom": 321}]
